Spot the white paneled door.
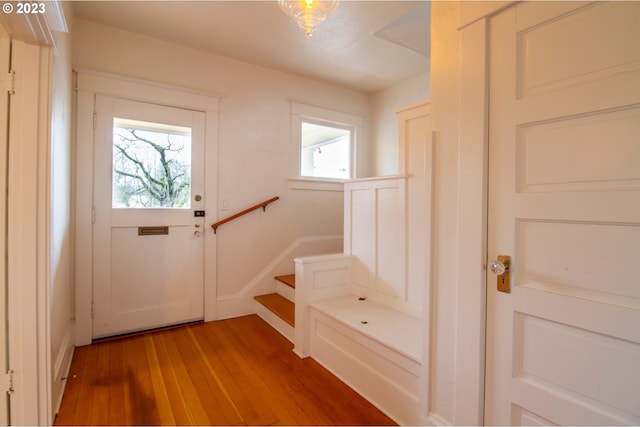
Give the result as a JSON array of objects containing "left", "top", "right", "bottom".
[
  {"left": 93, "top": 96, "right": 205, "bottom": 338},
  {"left": 486, "top": 2, "right": 640, "bottom": 425}
]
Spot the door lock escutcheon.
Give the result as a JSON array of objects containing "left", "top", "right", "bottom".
[{"left": 490, "top": 255, "right": 511, "bottom": 293}]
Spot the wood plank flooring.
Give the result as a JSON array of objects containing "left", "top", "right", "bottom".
[{"left": 54, "top": 315, "right": 397, "bottom": 426}]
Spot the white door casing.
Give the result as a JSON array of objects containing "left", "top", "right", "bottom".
[
  {"left": 7, "top": 40, "right": 53, "bottom": 426},
  {"left": 0, "top": 36, "right": 9, "bottom": 427},
  {"left": 485, "top": 2, "right": 640, "bottom": 425},
  {"left": 92, "top": 96, "right": 206, "bottom": 338}
]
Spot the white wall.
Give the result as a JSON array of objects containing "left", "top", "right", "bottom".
[
  {"left": 370, "top": 72, "right": 429, "bottom": 176},
  {"left": 72, "top": 19, "right": 371, "bottom": 299},
  {"left": 50, "top": 3, "right": 75, "bottom": 415}
]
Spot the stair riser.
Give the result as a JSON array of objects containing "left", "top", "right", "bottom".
[
  {"left": 277, "top": 282, "right": 295, "bottom": 302},
  {"left": 255, "top": 302, "right": 295, "bottom": 343}
]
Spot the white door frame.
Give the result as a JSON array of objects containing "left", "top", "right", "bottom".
[
  {"left": 2, "top": 3, "right": 69, "bottom": 424},
  {"left": 74, "top": 70, "right": 220, "bottom": 346},
  {"left": 7, "top": 39, "right": 54, "bottom": 426},
  {"left": 0, "top": 35, "right": 10, "bottom": 427},
  {"left": 453, "top": 3, "right": 516, "bottom": 425}
]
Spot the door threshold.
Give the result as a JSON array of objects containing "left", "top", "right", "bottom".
[{"left": 92, "top": 320, "right": 204, "bottom": 343}]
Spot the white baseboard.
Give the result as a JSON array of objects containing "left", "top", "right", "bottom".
[
  {"left": 216, "top": 297, "right": 256, "bottom": 320},
  {"left": 52, "top": 321, "right": 75, "bottom": 417},
  {"left": 424, "top": 411, "right": 451, "bottom": 426}
]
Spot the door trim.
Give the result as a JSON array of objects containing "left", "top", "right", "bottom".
[
  {"left": 7, "top": 40, "right": 53, "bottom": 426},
  {"left": 454, "top": 3, "right": 518, "bottom": 424},
  {"left": 74, "top": 70, "right": 220, "bottom": 346},
  {"left": 453, "top": 17, "right": 490, "bottom": 426},
  {"left": 0, "top": 36, "right": 10, "bottom": 427}
]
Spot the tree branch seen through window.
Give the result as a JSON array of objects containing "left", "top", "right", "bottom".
[{"left": 112, "top": 119, "right": 192, "bottom": 208}]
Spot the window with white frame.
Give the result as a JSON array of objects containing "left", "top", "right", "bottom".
[
  {"left": 301, "top": 121, "right": 351, "bottom": 179},
  {"left": 290, "top": 102, "right": 362, "bottom": 189}
]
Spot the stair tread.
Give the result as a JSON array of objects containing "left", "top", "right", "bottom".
[
  {"left": 255, "top": 293, "right": 295, "bottom": 326},
  {"left": 274, "top": 274, "right": 296, "bottom": 289}
]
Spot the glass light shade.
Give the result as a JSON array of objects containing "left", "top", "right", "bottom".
[{"left": 278, "top": 0, "right": 339, "bottom": 39}]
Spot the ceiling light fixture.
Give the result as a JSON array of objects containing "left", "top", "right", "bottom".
[{"left": 278, "top": 0, "right": 339, "bottom": 39}]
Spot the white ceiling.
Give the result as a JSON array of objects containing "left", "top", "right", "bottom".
[{"left": 72, "top": 0, "right": 430, "bottom": 94}]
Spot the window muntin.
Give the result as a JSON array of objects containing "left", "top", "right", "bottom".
[{"left": 112, "top": 118, "right": 192, "bottom": 208}]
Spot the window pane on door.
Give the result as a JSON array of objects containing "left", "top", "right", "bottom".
[{"left": 112, "top": 118, "right": 192, "bottom": 208}]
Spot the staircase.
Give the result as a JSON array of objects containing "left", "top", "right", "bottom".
[{"left": 254, "top": 274, "right": 295, "bottom": 342}]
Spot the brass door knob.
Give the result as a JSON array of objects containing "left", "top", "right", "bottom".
[{"left": 490, "top": 255, "right": 511, "bottom": 293}]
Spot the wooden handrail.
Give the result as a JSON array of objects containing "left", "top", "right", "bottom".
[{"left": 211, "top": 196, "right": 279, "bottom": 233}]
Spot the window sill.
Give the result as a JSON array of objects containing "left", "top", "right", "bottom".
[{"left": 288, "top": 177, "right": 347, "bottom": 192}]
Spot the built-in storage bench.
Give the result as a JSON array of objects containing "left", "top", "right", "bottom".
[
  {"left": 308, "top": 296, "right": 422, "bottom": 426},
  {"left": 293, "top": 251, "right": 424, "bottom": 425}
]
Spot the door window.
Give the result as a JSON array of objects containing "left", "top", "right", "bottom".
[{"left": 112, "top": 118, "right": 192, "bottom": 209}]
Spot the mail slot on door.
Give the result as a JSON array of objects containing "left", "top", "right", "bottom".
[{"left": 138, "top": 226, "right": 169, "bottom": 236}]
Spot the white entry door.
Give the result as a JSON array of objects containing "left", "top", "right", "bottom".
[
  {"left": 485, "top": 2, "right": 640, "bottom": 425},
  {"left": 93, "top": 96, "right": 206, "bottom": 339}
]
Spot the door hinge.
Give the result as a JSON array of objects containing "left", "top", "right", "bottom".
[
  {"left": 93, "top": 112, "right": 97, "bottom": 130},
  {"left": 91, "top": 301, "right": 95, "bottom": 319},
  {"left": 0, "top": 70, "right": 15, "bottom": 95},
  {"left": 91, "top": 206, "right": 96, "bottom": 224},
  {"left": 3, "top": 370, "right": 14, "bottom": 395}
]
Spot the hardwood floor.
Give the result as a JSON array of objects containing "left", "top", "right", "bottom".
[{"left": 55, "top": 315, "right": 397, "bottom": 426}]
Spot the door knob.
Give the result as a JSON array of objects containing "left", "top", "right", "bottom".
[
  {"left": 490, "top": 255, "right": 511, "bottom": 293},
  {"left": 490, "top": 260, "right": 506, "bottom": 275}
]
